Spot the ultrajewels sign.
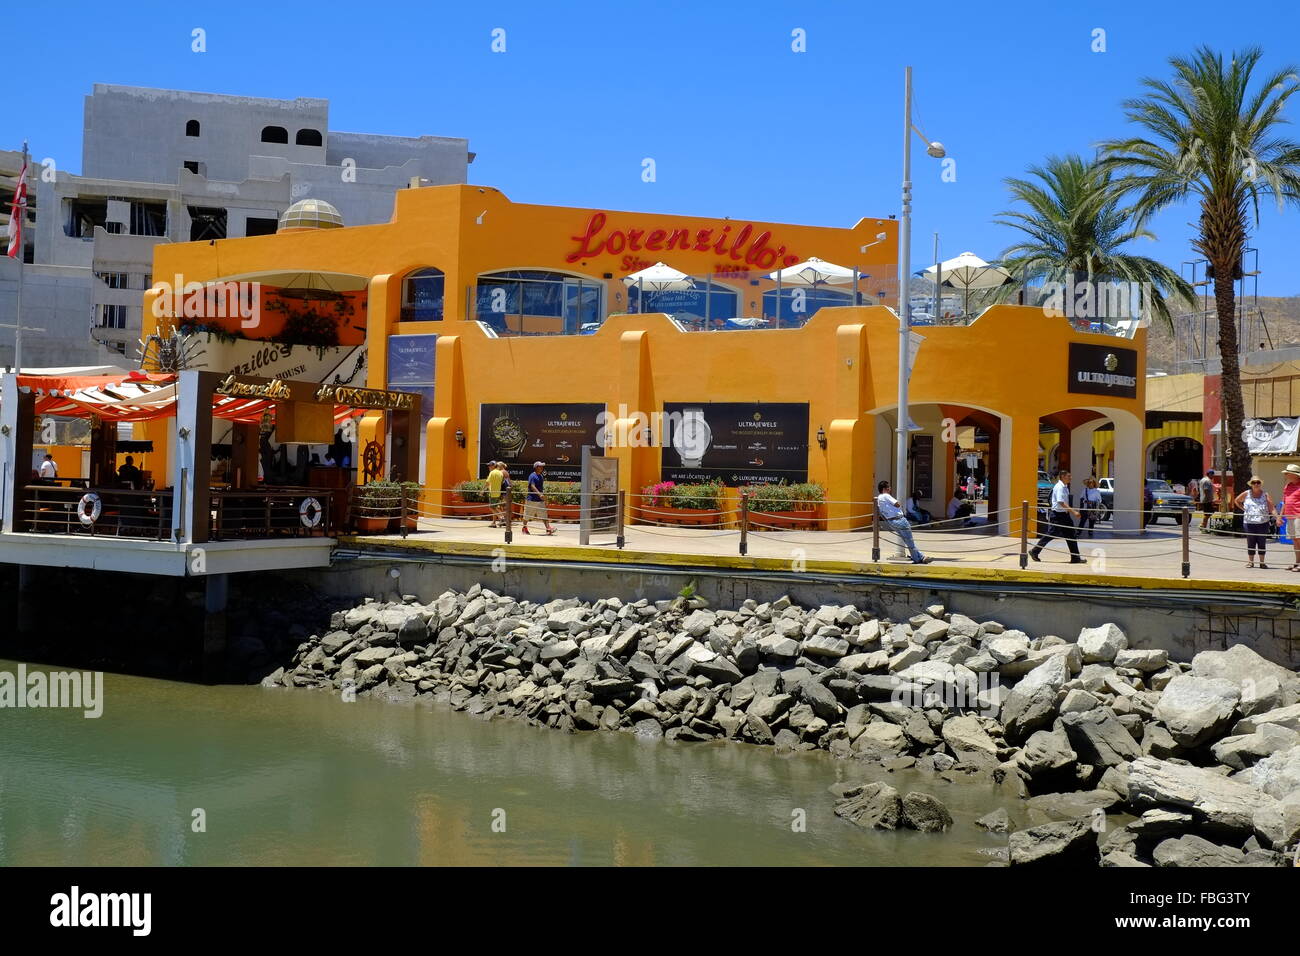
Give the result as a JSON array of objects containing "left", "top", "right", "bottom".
[
  {"left": 479, "top": 403, "right": 605, "bottom": 482},
  {"left": 661, "top": 402, "right": 810, "bottom": 486},
  {"left": 1068, "top": 343, "right": 1138, "bottom": 399}
]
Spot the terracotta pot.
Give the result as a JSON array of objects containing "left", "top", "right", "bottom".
[
  {"left": 449, "top": 493, "right": 493, "bottom": 518},
  {"left": 639, "top": 504, "right": 724, "bottom": 526},
  {"left": 747, "top": 503, "right": 825, "bottom": 530},
  {"left": 355, "top": 516, "right": 391, "bottom": 533},
  {"left": 545, "top": 503, "right": 582, "bottom": 522}
]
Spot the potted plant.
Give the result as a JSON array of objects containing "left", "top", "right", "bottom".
[
  {"left": 743, "top": 481, "right": 826, "bottom": 530},
  {"left": 542, "top": 481, "right": 582, "bottom": 522},
  {"left": 354, "top": 479, "right": 401, "bottom": 532},
  {"left": 638, "top": 480, "right": 725, "bottom": 526},
  {"left": 451, "top": 479, "right": 494, "bottom": 518}
]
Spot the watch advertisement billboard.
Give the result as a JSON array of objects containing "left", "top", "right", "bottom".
[
  {"left": 660, "top": 402, "right": 809, "bottom": 485},
  {"left": 479, "top": 403, "right": 605, "bottom": 482}
]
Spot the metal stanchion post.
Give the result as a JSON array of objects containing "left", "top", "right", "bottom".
[
  {"left": 400, "top": 490, "right": 409, "bottom": 539},
  {"left": 871, "top": 505, "right": 880, "bottom": 562},
  {"left": 739, "top": 492, "right": 749, "bottom": 556},
  {"left": 1181, "top": 506, "right": 1190, "bottom": 579},
  {"left": 616, "top": 489, "right": 625, "bottom": 550},
  {"left": 504, "top": 492, "right": 513, "bottom": 544},
  {"left": 1019, "top": 499, "right": 1029, "bottom": 569}
]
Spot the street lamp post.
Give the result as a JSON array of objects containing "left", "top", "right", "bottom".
[{"left": 895, "top": 66, "right": 945, "bottom": 556}]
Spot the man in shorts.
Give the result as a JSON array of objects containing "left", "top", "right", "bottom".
[
  {"left": 486, "top": 461, "right": 505, "bottom": 527},
  {"left": 1198, "top": 468, "right": 1217, "bottom": 530},
  {"left": 521, "top": 461, "right": 555, "bottom": 535}
]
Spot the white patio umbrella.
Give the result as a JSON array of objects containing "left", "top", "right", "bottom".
[
  {"left": 919, "top": 252, "right": 1011, "bottom": 318},
  {"left": 765, "top": 257, "right": 858, "bottom": 326},
  {"left": 623, "top": 262, "right": 693, "bottom": 313}
]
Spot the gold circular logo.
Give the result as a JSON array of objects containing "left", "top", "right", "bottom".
[
  {"left": 753, "top": 412, "right": 762, "bottom": 421},
  {"left": 1104, "top": 353, "right": 1118, "bottom": 372}
]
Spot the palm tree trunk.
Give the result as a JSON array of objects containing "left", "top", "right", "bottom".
[{"left": 1213, "top": 266, "right": 1251, "bottom": 481}]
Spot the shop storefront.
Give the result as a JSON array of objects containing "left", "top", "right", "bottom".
[{"left": 139, "top": 184, "right": 1149, "bottom": 531}]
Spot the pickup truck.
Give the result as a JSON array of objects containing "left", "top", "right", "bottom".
[{"left": 1097, "top": 478, "right": 1193, "bottom": 524}]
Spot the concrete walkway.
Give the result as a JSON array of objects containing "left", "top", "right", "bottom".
[{"left": 342, "top": 513, "right": 1300, "bottom": 596}]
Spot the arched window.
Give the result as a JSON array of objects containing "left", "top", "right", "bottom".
[
  {"left": 260, "top": 125, "right": 288, "bottom": 144},
  {"left": 185, "top": 119, "right": 200, "bottom": 137},
  {"left": 295, "top": 128, "right": 323, "bottom": 147},
  {"left": 401, "top": 268, "right": 445, "bottom": 321},
  {"left": 474, "top": 270, "right": 603, "bottom": 335}
]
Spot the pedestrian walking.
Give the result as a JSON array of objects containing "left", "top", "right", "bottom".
[
  {"left": 876, "top": 480, "right": 932, "bottom": 564},
  {"left": 521, "top": 461, "right": 555, "bottom": 535},
  {"left": 487, "top": 461, "right": 505, "bottom": 527},
  {"left": 1079, "top": 476, "right": 1103, "bottom": 537},
  {"left": 1198, "top": 468, "right": 1217, "bottom": 530},
  {"left": 1029, "top": 469, "right": 1084, "bottom": 563},
  {"left": 1281, "top": 464, "right": 1300, "bottom": 571},
  {"left": 38, "top": 453, "right": 57, "bottom": 480},
  {"left": 1234, "top": 477, "right": 1274, "bottom": 569}
]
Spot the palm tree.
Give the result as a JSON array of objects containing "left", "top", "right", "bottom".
[
  {"left": 1101, "top": 46, "right": 1300, "bottom": 479},
  {"left": 994, "top": 153, "right": 1195, "bottom": 330}
]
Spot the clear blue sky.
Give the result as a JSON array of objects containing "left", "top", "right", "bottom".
[{"left": 7, "top": 0, "right": 1300, "bottom": 294}]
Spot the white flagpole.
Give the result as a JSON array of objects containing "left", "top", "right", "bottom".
[{"left": 9, "top": 141, "right": 28, "bottom": 373}]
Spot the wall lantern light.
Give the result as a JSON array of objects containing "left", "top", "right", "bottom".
[
  {"left": 816, "top": 426, "right": 827, "bottom": 450},
  {"left": 454, "top": 427, "right": 466, "bottom": 448},
  {"left": 179, "top": 426, "right": 191, "bottom": 439},
  {"left": 0, "top": 424, "right": 9, "bottom": 436}
]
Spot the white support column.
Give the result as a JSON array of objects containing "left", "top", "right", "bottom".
[
  {"left": 1110, "top": 411, "right": 1144, "bottom": 533},
  {"left": 174, "top": 370, "right": 200, "bottom": 543},
  {"left": 1068, "top": 420, "right": 1104, "bottom": 505}
]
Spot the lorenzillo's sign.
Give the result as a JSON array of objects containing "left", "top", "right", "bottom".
[
  {"left": 215, "top": 375, "right": 292, "bottom": 400},
  {"left": 315, "top": 383, "right": 416, "bottom": 410},
  {"left": 566, "top": 212, "right": 803, "bottom": 272}
]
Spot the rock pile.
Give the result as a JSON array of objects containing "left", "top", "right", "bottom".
[{"left": 267, "top": 586, "right": 1300, "bottom": 867}]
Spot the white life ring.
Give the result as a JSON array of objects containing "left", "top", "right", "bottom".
[
  {"left": 78, "top": 492, "right": 102, "bottom": 526},
  {"left": 300, "top": 496, "right": 323, "bottom": 529}
]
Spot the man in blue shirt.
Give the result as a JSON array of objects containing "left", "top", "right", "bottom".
[
  {"left": 521, "top": 461, "right": 555, "bottom": 535},
  {"left": 1029, "top": 469, "right": 1084, "bottom": 563},
  {"left": 876, "top": 480, "right": 931, "bottom": 564}
]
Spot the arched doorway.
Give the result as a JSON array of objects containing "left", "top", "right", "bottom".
[{"left": 1147, "top": 436, "right": 1203, "bottom": 485}]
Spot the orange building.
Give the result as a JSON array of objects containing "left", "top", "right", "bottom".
[{"left": 141, "top": 185, "right": 1149, "bottom": 530}]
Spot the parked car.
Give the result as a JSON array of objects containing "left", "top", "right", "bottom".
[
  {"left": 1037, "top": 470, "right": 1052, "bottom": 506},
  {"left": 1096, "top": 478, "right": 1191, "bottom": 524}
]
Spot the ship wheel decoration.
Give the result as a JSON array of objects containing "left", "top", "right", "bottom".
[{"left": 362, "top": 440, "right": 384, "bottom": 483}]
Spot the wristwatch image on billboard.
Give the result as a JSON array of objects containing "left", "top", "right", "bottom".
[
  {"left": 490, "top": 407, "right": 528, "bottom": 459},
  {"left": 672, "top": 407, "right": 712, "bottom": 468}
]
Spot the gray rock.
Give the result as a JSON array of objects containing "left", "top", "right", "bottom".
[
  {"left": 1252, "top": 792, "right": 1300, "bottom": 849},
  {"left": 1211, "top": 724, "right": 1300, "bottom": 771},
  {"left": 802, "top": 635, "right": 850, "bottom": 658},
  {"left": 1008, "top": 819, "right": 1097, "bottom": 866},
  {"left": 1113, "top": 648, "right": 1169, "bottom": 673},
  {"left": 1153, "top": 834, "right": 1246, "bottom": 868},
  {"left": 1234, "top": 703, "right": 1300, "bottom": 735},
  {"left": 1017, "top": 726, "right": 1078, "bottom": 777},
  {"left": 901, "top": 792, "right": 953, "bottom": 832},
  {"left": 834, "top": 782, "right": 903, "bottom": 830},
  {"left": 1001, "top": 682, "right": 1059, "bottom": 743},
  {"left": 841, "top": 651, "right": 890, "bottom": 673},
  {"left": 1060, "top": 689, "right": 1101, "bottom": 714},
  {"left": 748, "top": 693, "right": 795, "bottom": 723},
  {"left": 756, "top": 634, "right": 801, "bottom": 659},
  {"left": 1191, "top": 644, "right": 1300, "bottom": 703},
  {"left": 986, "top": 635, "right": 1029, "bottom": 664},
  {"left": 1153, "top": 675, "right": 1241, "bottom": 747},
  {"left": 976, "top": 808, "right": 1011, "bottom": 833},
  {"left": 802, "top": 680, "right": 844, "bottom": 721},
  {"left": 632, "top": 718, "right": 664, "bottom": 740},
  {"left": 1077, "top": 623, "right": 1127, "bottom": 663},
  {"left": 1059, "top": 708, "right": 1142, "bottom": 768},
  {"left": 689, "top": 655, "right": 743, "bottom": 685},
  {"left": 1240, "top": 744, "right": 1300, "bottom": 800},
  {"left": 353, "top": 645, "right": 396, "bottom": 665},
  {"left": 1128, "top": 756, "right": 1280, "bottom": 833},
  {"left": 942, "top": 715, "right": 1000, "bottom": 761},
  {"left": 539, "top": 639, "right": 580, "bottom": 663},
  {"left": 1025, "top": 789, "right": 1120, "bottom": 821}
]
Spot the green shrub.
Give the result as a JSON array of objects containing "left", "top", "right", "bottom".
[
  {"left": 357, "top": 479, "right": 401, "bottom": 516},
  {"left": 741, "top": 481, "right": 825, "bottom": 512},
  {"left": 454, "top": 479, "right": 490, "bottom": 503},
  {"left": 668, "top": 481, "right": 723, "bottom": 511}
]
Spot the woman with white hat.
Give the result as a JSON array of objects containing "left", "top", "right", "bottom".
[{"left": 1281, "top": 463, "right": 1300, "bottom": 571}]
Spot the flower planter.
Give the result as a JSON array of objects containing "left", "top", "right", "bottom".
[
  {"left": 639, "top": 504, "right": 724, "bottom": 526},
  {"left": 748, "top": 505, "right": 825, "bottom": 531},
  {"left": 449, "top": 493, "right": 493, "bottom": 519},
  {"left": 355, "top": 516, "right": 392, "bottom": 533},
  {"left": 545, "top": 503, "right": 582, "bottom": 522}
]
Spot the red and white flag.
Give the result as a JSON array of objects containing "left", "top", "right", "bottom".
[{"left": 6, "top": 155, "right": 28, "bottom": 259}]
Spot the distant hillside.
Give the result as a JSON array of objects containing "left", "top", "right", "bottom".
[{"left": 1147, "top": 296, "right": 1300, "bottom": 372}]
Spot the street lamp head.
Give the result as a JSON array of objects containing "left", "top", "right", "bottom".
[{"left": 926, "top": 141, "right": 946, "bottom": 159}]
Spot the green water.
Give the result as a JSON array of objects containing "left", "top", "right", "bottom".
[{"left": 0, "top": 661, "right": 1022, "bottom": 866}]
